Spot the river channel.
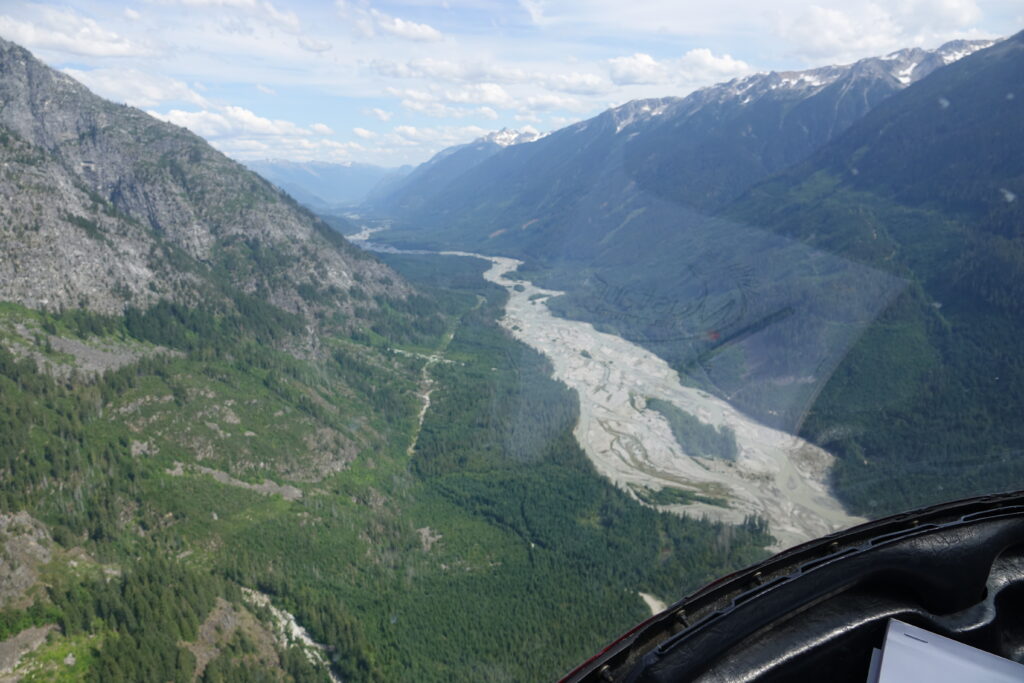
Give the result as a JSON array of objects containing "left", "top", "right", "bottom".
[{"left": 351, "top": 227, "right": 863, "bottom": 550}]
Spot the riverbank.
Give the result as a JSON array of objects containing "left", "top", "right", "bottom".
[
  {"left": 352, "top": 234, "right": 863, "bottom": 550},
  {"left": 456, "top": 252, "right": 862, "bottom": 550}
]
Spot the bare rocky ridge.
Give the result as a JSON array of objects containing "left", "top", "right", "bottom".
[
  {"left": 0, "top": 625, "right": 55, "bottom": 680},
  {"left": 242, "top": 589, "right": 341, "bottom": 683},
  {"left": 0, "top": 513, "right": 52, "bottom": 610},
  {"left": 0, "top": 37, "right": 407, "bottom": 318},
  {"left": 0, "top": 128, "right": 184, "bottom": 314},
  {"left": 166, "top": 462, "right": 303, "bottom": 501},
  {"left": 182, "top": 598, "right": 285, "bottom": 680}
]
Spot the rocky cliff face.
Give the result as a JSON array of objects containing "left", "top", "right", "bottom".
[
  {"left": 0, "top": 37, "right": 404, "bottom": 316},
  {"left": 0, "top": 125, "right": 185, "bottom": 313}
]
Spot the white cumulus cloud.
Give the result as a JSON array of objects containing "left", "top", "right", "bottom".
[
  {"left": 370, "top": 9, "right": 442, "bottom": 41},
  {"left": 175, "top": 0, "right": 257, "bottom": 6},
  {"left": 543, "top": 71, "right": 608, "bottom": 95},
  {"left": 776, "top": 0, "right": 986, "bottom": 62},
  {"left": 0, "top": 7, "right": 155, "bottom": 57},
  {"left": 608, "top": 53, "right": 664, "bottom": 85},
  {"left": 387, "top": 84, "right": 514, "bottom": 113},
  {"left": 259, "top": 1, "right": 300, "bottom": 32},
  {"left": 444, "top": 83, "right": 513, "bottom": 107},
  {"left": 370, "top": 58, "right": 527, "bottom": 84},
  {"left": 521, "top": 93, "right": 585, "bottom": 112},
  {"left": 401, "top": 99, "right": 500, "bottom": 119},
  {"left": 608, "top": 49, "right": 749, "bottom": 87},
  {"left": 149, "top": 102, "right": 360, "bottom": 161},
  {"left": 391, "top": 124, "right": 490, "bottom": 147},
  {"left": 367, "top": 108, "right": 393, "bottom": 121},
  {"left": 212, "top": 135, "right": 362, "bottom": 161},
  {"left": 338, "top": 1, "right": 443, "bottom": 42},
  {"left": 518, "top": 0, "right": 547, "bottom": 25},
  {"left": 164, "top": 0, "right": 301, "bottom": 31},
  {"left": 297, "top": 36, "right": 332, "bottom": 52},
  {"left": 678, "top": 48, "right": 749, "bottom": 79},
  {"left": 151, "top": 104, "right": 310, "bottom": 138},
  {"left": 63, "top": 67, "right": 209, "bottom": 107}
]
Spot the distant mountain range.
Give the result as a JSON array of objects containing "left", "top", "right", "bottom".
[
  {"left": 362, "top": 127, "right": 540, "bottom": 215},
  {"left": 246, "top": 128, "right": 542, "bottom": 214},
  {"left": 245, "top": 159, "right": 410, "bottom": 211},
  {"left": 368, "top": 38, "right": 995, "bottom": 254}
]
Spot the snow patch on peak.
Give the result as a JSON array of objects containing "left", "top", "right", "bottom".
[
  {"left": 872, "top": 39, "right": 996, "bottom": 88},
  {"left": 942, "top": 45, "right": 987, "bottom": 64},
  {"left": 716, "top": 66, "right": 839, "bottom": 105},
  {"left": 895, "top": 63, "right": 918, "bottom": 85},
  {"left": 776, "top": 72, "right": 829, "bottom": 89},
  {"left": 480, "top": 127, "right": 541, "bottom": 147},
  {"left": 798, "top": 73, "right": 826, "bottom": 87},
  {"left": 612, "top": 98, "right": 673, "bottom": 134},
  {"left": 935, "top": 38, "right": 999, "bottom": 65}
]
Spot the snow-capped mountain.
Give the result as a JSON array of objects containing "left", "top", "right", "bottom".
[
  {"left": 368, "top": 37, "right": 999, "bottom": 250},
  {"left": 364, "top": 127, "right": 541, "bottom": 212},
  {"left": 479, "top": 127, "right": 543, "bottom": 147},
  {"left": 609, "top": 38, "right": 995, "bottom": 136}
]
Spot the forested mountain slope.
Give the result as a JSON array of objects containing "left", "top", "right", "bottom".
[
  {"left": 369, "top": 39, "right": 992, "bottom": 256},
  {"left": 726, "top": 29, "right": 1024, "bottom": 516},
  {"left": 0, "top": 38, "right": 772, "bottom": 681}
]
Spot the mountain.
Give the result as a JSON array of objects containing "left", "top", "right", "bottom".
[
  {"left": 364, "top": 127, "right": 540, "bottom": 217},
  {"left": 245, "top": 159, "right": 406, "bottom": 211},
  {"left": 359, "top": 37, "right": 1001, "bottom": 451},
  {"left": 367, "top": 32, "right": 1024, "bottom": 521},
  {"left": 0, "top": 32, "right": 435, "bottom": 682},
  {"left": 369, "top": 39, "right": 994, "bottom": 255},
  {"left": 0, "top": 37, "right": 771, "bottom": 682},
  {"left": 623, "top": 39, "right": 997, "bottom": 212},
  {"left": 361, "top": 163, "right": 416, "bottom": 205},
  {"left": 725, "top": 29, "right": 1024, "bottom": 517},
  {"left": 0, "top": 36, "right": 405, "bottom": 321}
]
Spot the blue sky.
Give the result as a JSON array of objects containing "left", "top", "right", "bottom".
[{"left": 1, "top": 1, "right": 1020, "bottom": 166}]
